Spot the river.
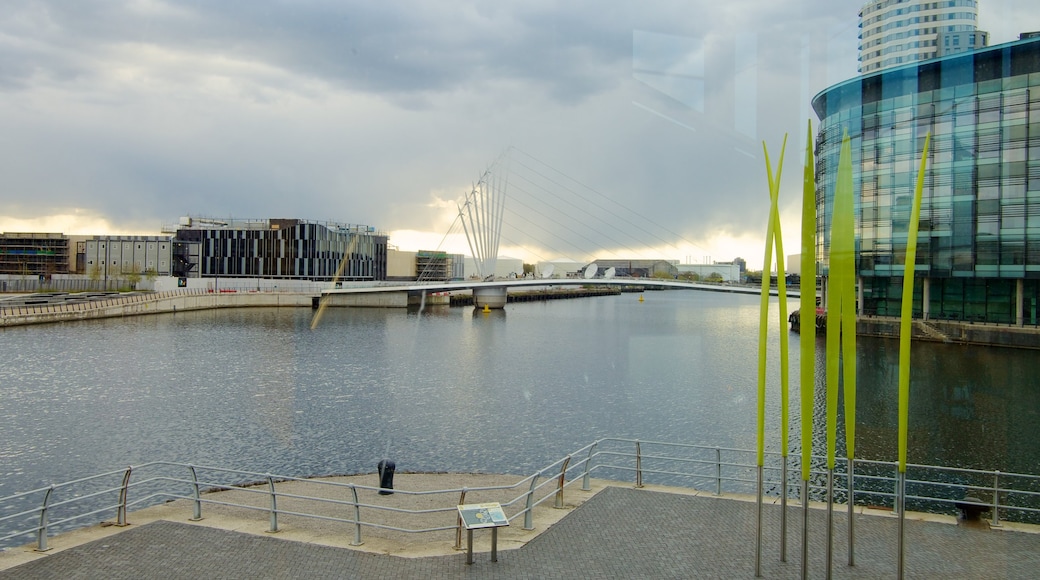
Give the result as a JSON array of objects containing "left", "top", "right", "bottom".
[{"left": 1, "top": 291, "right": 1037, "bottom": 509}]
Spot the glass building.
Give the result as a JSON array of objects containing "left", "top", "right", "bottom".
[{"left": 812, "top": 35, "right": 1040, "bottom": 325}]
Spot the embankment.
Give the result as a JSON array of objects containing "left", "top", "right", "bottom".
[{"left": 0, "top": 290, "right": 315, "bottom": 328}]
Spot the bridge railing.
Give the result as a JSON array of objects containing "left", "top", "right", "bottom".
[{"left": 2, "top": 438, "right": 1038, "bottom": 553}]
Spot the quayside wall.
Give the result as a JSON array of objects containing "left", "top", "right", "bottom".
[{"left": 0, "top": 291, "right": 315, "bottom": 328}]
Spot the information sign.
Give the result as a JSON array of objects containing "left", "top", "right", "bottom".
[{"left": 457, "top": 503, "right": 509, "bottom": 529}]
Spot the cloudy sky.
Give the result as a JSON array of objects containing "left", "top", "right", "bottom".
[{"left": 1, "top": 1, "right": 1035, "bottom": 268}]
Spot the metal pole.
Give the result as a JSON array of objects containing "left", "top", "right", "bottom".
[
  {"left": 188, "top": 466, "right": 203, "bottom": 521},
  {"left": 350, "top": 484, "right": 363, "bottom": 546},
  {"left": 582, "top": 442, "right": 598, "bottom": 491},
  {"left": 826, "top": 467, "right": 834, "bottom": 580},
  {"left": 455, "top": 489, "right": 467, "bottom": 550},
  {"left": 635, "top": 441, "right": 643, "bottom": 488},
  {"left": 266, "top": 475, "right": 278, "bottom": 533},
  {"left": 801, "top": 479, "right": 810, "bottom": 580},
  {"left": 847, "top": 458, "right": 855, "bottom": 566},
  {"left": 555, "top": 456, "right": 571, "bottom": 508},
  {"left": 36, "top": 486, "right": 54, "bottom": 552},
  {"left": 755, "top": 464, "right": 763, "bottom": 578},
  {"left": 781, "top": 457, "right": 788, "bottom": 562},
  {"left": 991, "top": 470, "right": 1002, "bottom": 527},
  {"left": 897, "top": 470, "right": 906, "bottom": 580},
  {"left": 523, "top": 473, "right": 539, "bottom": 530},
  {"left": 116, "top": 466, "right": 132, "bottom": 526},
  {"left": 892, "top": 470, "right": 901, "bottom": 515},
  {"left": 491, "top": 527, "right": 499, "bottom": 562},
  {"left": 715, "top": 447, "right": 722, "bottom": 495}
]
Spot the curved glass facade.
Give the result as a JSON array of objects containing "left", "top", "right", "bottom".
[{"left": 812, "top": 36, "right": 1040, "bottom": 325}]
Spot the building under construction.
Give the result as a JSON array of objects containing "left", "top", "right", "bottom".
[{"left": 0, "top": 233, "right": 70, "bottom": 276}]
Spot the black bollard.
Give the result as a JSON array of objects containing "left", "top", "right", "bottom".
[{"left": 377, "top": 459, "right": 395, "bottom": 495}]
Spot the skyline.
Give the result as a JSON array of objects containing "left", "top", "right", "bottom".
[{"left": 2, "top": 1, "right": 1036, "bottom": 269}]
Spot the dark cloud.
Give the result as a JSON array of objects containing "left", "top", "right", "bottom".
[{"left": 8, "top": 0, "right": 995, "bottom": 264}]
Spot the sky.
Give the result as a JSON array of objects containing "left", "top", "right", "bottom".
[{"left": 1, "top": 1, "right": 1036, "bottom": 269}]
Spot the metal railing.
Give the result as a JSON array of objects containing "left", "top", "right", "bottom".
[{"left": 2, "top": 438, "right": 1038, "bottom": 553}]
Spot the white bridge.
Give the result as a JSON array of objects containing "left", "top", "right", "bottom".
[
  {"left": 322, "top": 156, "right": 789, "bottom": 309},
  {"left": 320, "top": 277, "right": 795, "bottom": 309}
]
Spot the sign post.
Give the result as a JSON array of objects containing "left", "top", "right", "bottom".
[{"left": 457, "top": 502, "right": 509, "bottom": 564}]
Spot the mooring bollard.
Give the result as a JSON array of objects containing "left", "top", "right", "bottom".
[{"left": 378, "top": 459, "right": 395, "bottom": 495}]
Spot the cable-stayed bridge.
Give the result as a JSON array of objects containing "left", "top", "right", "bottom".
[
  {"left": 321, "top": 276, "right": 794, "bottom": 309},
  {"left": 320, "top": 150, "right": 782, "bottom": 310}
]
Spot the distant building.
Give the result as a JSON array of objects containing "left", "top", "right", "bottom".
[
  {"left": 938, "top": 30, "right": 989, "bottom": 56},
  {"left": 0, "top": 232, "right": 69, "bottom": 275},
  {"left": 535, "top": 260, "right": 587, "bottom": 279},
  {"left": 677, "top": 263, "right": 741, "bottom": 282},
  {"left": 464, "top": 256, "right": 524, "bottom": 279},
  {"left": 169, "top": 217, "right": 388, "bottom": 281},
  {"left": 858, "top": 0, "right": 984, "bottom": 74},
  {"left": 590, "top": 259, "right": 678, "bottom": 278},
  {"left": 83, "top": 236, "right": 174, "bottom": 279}
]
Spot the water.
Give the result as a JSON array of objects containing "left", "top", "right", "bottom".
[{"left": 1, "top": 291, "right": 1038, "bottom": 517}]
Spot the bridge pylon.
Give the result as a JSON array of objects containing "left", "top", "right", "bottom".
[{"left": 459, "top": 157, "right": 509, "bottom": 308}]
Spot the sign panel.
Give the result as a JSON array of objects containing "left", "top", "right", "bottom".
[{"left": 457, "top": 502, "right": 509, "bottom": 529}]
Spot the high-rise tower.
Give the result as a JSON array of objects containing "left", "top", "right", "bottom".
[{"left": 858, "top": 0, "right": 984, "bottom": 73}]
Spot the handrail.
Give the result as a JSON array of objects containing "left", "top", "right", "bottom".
[{"left": 1, "top": 439, "right": 1038, "bottom": 552}]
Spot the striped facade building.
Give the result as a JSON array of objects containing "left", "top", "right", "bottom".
[{"left": 172, "top": 218, "right": 388, "bottom": 281}]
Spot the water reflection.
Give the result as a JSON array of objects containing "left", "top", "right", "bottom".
[{"left": 1, "top": 293, "right": 1037, "bottom": 506}]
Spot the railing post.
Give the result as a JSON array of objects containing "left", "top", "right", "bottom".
[
  {"left": 715, "top": 447, "right": 722, "bottom": 495},
  {"left": 188, "top": 466, "right": 203, "bottom": 521},
  {"left": 454, "top": 489, "right": 467, "bottom": 550},
  {"left": 582, "top": 442, "right": 598, "bottom": 491},
  {"left": 635, "top": 440, "right": 643, "bottom": 488},
  {"left": 523, "top": 473, "right": 539, "bottom": 530},
  {"left": 991, "top": 470, "right": 1002, "bottom": 528},
  {"left": 266, "top": 475, "right": 278, "bottom": 533},
  {"left": 349, "top": 484, "right": 363, "bottom": 546},
  {"left": 116, "top": 466, "right": 132, "bottom": 526},
  {"left": 555, "top": 456, "right": 571, "bottom": 508},
  {"left": 35, "top": 486, "right": 54, "bottom": 552}
]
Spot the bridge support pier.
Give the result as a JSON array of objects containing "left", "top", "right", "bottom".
[{"left": 473, "top": 287, "right": 507, "bottom": 309}]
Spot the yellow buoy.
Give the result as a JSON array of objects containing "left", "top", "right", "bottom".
[
  {"left": 639, "top": 295, "right": 644, "bottom": 302},
  {"left": 483, "top": 304, "right": 491, "bottom": 313}
]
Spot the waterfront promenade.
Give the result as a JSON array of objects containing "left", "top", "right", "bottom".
[{"left": 2, "top": 474, "right": 1038, "bottom": 579}]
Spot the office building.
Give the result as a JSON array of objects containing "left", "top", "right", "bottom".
[
  {"left": 812, "top": 35, "right": 1040, "bottom": 325},
  {"left": 170, "top": 217, "right": 388, "bottom": 281}
]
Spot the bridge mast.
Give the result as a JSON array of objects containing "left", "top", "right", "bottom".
[
  {"left": 458, "top": 160, "right": 508, "bottom": 281},
  {"left": 458, "top": 157, "right": 510, "bottom": 307}
]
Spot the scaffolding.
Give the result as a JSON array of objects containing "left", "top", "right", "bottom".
[
  {"left": 416, "top": 250, "right": 453, "bottom": 282},
  {"left": 0, "top": 233, "right": 69, "bottom": 276}
]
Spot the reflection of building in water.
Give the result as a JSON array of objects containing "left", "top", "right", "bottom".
[
  {"left": 851, "top": 340, "right": 1026, "bottom": 473},
  {"left": 814, "top": 35, "right": 1040, "bottom": 326}
]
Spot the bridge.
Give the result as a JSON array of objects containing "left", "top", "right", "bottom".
[
  {"left": 322, "top": 152, "right": 786, "bottom": 309},
  {"left": 320, "top": 277, "right": 796, "bottom": 309}
]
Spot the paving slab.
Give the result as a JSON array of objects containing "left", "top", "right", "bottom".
[{"left": 2, "top": 479, "right": 1039, "bottom": 579}]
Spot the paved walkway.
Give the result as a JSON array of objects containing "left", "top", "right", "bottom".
[{"left": 2, "top": 484, "right": 1039, "bottom": 579}]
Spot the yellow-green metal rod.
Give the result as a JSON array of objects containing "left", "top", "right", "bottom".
[{"left": 799, "top": 120, "right": 816, "bottom": 580}]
